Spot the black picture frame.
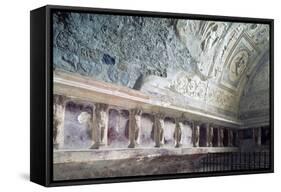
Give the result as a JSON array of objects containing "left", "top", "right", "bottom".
[{"left": 30, "top": 4, "right": 274, "bottom": 187}]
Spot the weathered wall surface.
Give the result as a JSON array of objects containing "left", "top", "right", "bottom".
[
  {"left": 53, "top": 11, "right": 270, "bottom": 124},
  {"left": 53, "top": 154, "right": 201, "bottom": 180},
  {"left": 239, "top": 53, "right": 270, "bottom": 127},
  {"left": 53, "top": 12, "right": 183, "bottom": 88}
]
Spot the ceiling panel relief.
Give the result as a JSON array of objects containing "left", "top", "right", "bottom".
[
  {"left": 229, "top": 50, "right": 249, "bottom": 82},
  {"left": 176, "top": 20, "right": 229, "bottom": 80},
  {"left": 168, "top": 21, "right": 269, "bottom": 122},
  {"left": 172, "top": 21, "right": 248, "bottom": 119},
  {"left": 220, "top": 35, "right": 256, "bottom": 91},
  {"left": 245, "top": 24, "right": 269, "bottom": 47}
]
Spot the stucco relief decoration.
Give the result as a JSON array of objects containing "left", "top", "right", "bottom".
[
  {"left": 170, "top": 74, "right": 207, "bottom": 100},
  {"left": 176, "top": 20, "right": 228, "bottom": 78},
  {"left": 246, "top": 24, "right": 269, "bottom": 45},
  {"left": 169, "top": 73, "right": 237, "bottom": 111},
  {"left": 207, "top": 88, "right": 237, "bottom": 111},
  {"left": 229, "top": 50, "right": 249, "bottom": 82}
]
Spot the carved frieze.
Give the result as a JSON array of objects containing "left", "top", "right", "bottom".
[
  {"left": 206, "top": 86, "right": 238, "bottom": 112},
  {"left": 170, "top": 74, "right": 207, "bottom": 101},
  {"left": 170, "top": 73, "right": 238, "bottom": 112}
]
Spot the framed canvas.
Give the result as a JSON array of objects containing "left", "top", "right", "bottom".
[{"left": 30, "top": 5, "right": 274, "bottom": 187}]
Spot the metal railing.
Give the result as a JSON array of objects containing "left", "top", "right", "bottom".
[{"left": 198, "top": 151, "right": 270, "bottom": 172}]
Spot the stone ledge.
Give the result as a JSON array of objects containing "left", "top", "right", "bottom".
[
  {"left": 54, "top": 147, "right": 239, "bottom": 164},
  {"left": 54, "top": 70, "right": 242, "bottom": 127}
]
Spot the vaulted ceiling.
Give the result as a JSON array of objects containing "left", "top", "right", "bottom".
[
  {"left": 139, "top": 20, "right": 270, "bottom": 125},
  {"left": 53, "top": 12, "right": 270, "bottom": 126}
]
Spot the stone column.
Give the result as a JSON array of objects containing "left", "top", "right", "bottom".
[
  {"left": 53, "top": 95, "right": 66, "bottom": 149},
  {"left": 193, "top": 123, "right": 200, "bottom": 147},
  {"left": 128, "top": 108, "right": 142, "bottom": 148},
  {"left": 228, "top": 129, "right": 233, "bottom": 147},
  {"left": 253, "top": 127, "right": 262, "bottom": 146},
  {"left": 174, "top": 118, "right": 182, "bottom": 148},
  {"left": 233, "top": 130, "right": 238, "bottom": 147},
  {"left": 258, "top": 127, "right": 262, "bottom": 146},
  {"left": 153, "top": 113, "right": 165, "bottom": 147},
  {"left": 90, "top": 103, "right": 109, "bottom": 149},
  {"left": 218, "top": 127, "right": 224, "bottom": 147},
  {"left": 238, "top": 130, "right": 243, "bottom": 147},
  {"left": 207, "top": 125, "right": 214, "bottom": 147}
]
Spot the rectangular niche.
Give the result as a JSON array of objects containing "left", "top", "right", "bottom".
[
  {"left": 107, "top": 109, "right": 129, "bottom": 148},
  {"left": 139, "top": 113, "right": 155, "bottom": 147},
  {"left": 63, "top": 101, "right": 93, "bottom": 149}
]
